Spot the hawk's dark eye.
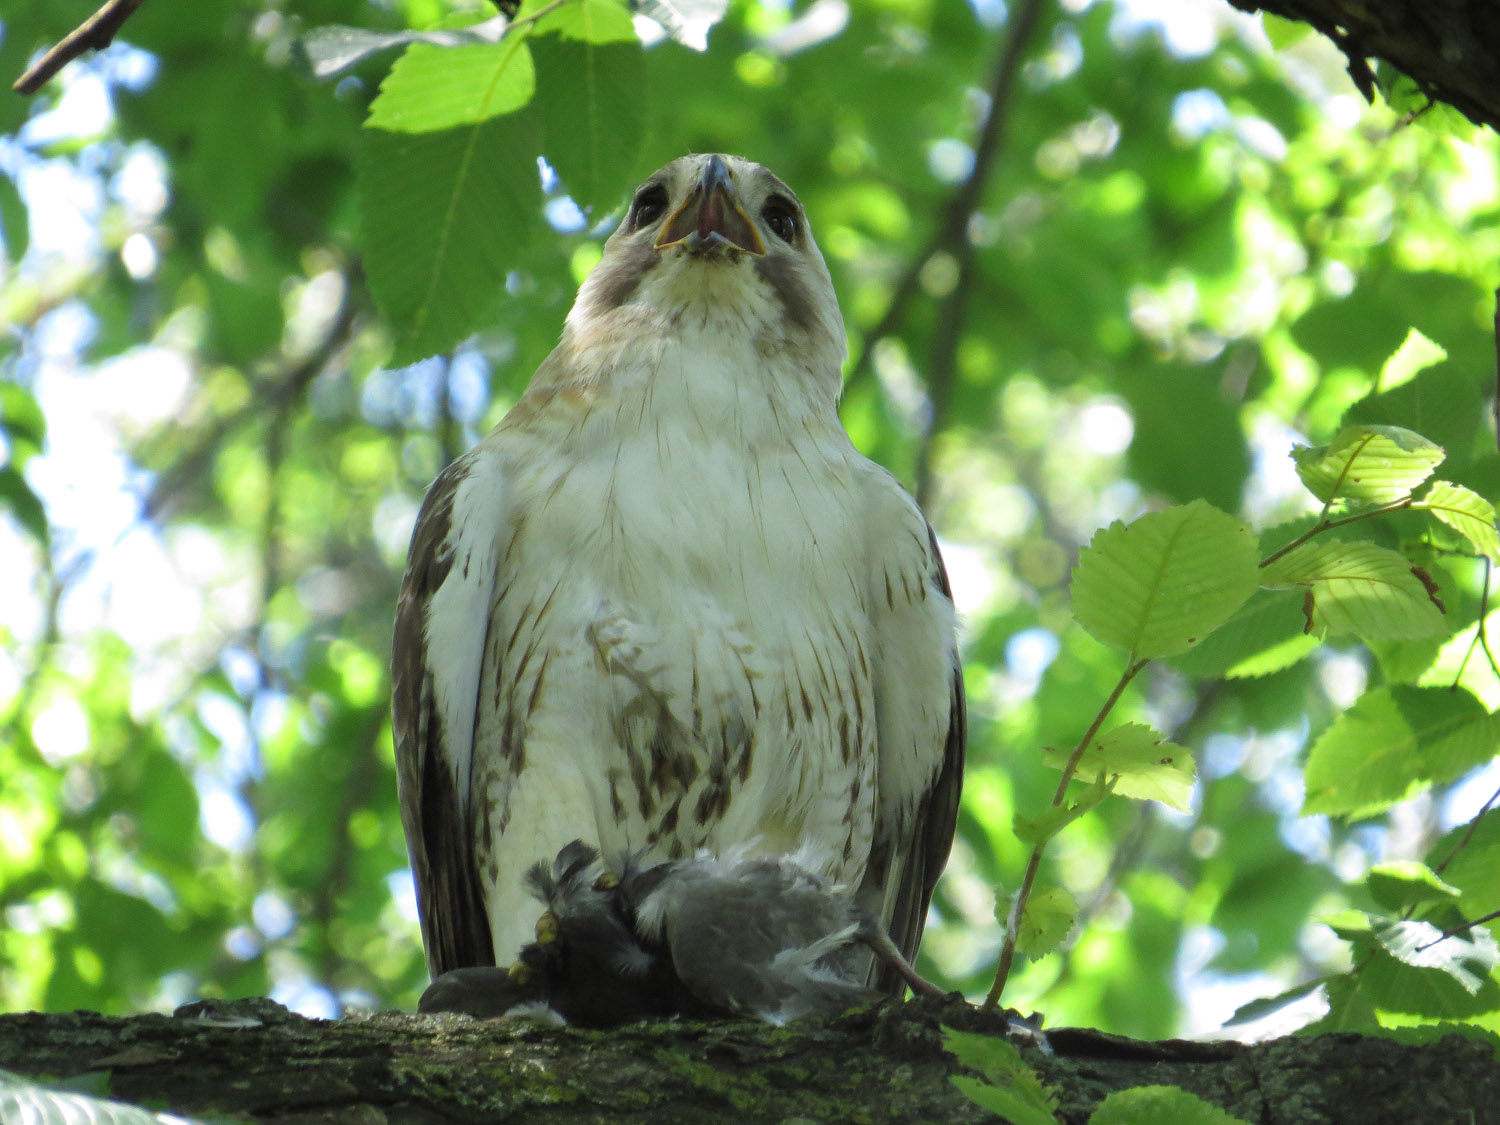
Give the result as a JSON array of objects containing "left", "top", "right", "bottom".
[
  {"left": 762, "top": 197, "right": 799, "bottom": 244},
  {"left": 628, "top": 184, "right": 669, "bottom": 229}
]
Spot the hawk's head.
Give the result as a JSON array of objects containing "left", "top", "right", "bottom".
[{"left": 567, "top": 154, "right": 846, "bottom": 382}]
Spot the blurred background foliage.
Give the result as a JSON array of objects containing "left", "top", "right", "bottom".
[{"left": 1, "top": 0, "right": 1498, "bottom": 1039}]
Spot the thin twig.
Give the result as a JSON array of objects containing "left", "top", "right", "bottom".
[
  {"left": 1258, "top": 497, "right": 1415, "bottom": 569},
  {"left": 983, "top": 656, "right": 1149, "bottom": 1010},
  {"left": 13, "top": 0, "right": 149, "bottom": 95}
]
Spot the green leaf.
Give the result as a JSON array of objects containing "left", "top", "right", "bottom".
[
  {"left": 1290, "top": 424, "right": 1445, "bottom": 506},
  {"left": 1014, "top": 885, "right": 1076, "bottom": 959},
  {"left": 529, "top": 0, "right": 638, "bottom": 43},
  {"left": 1377, "top": 327, "right": 1446, "bottom": 394},
  {"left": 1070, "top": 500, "right": 1259, "bottom": 660},
  {"left": 944, "top": 1029, "right": 1059, "bottom": 1125},
  {"left": 1043, "top": 723, "right": 1195, "bottom": 811},
  {"left": 1260, "top": 13, "right": 1310, "bottom": 50},
  {"left": 367, "top": 39, "right": 537, "bottom": 133},
  {"left": 358, "top": 112, "right": 542, "bottom": 362},
  {"left": 531, "top": 34, "right": 647, "bottom": 211},
  {"left": 1168, "top": 588, "right": 1319, "bottom": 679},
  {"left": 1303, "top": 686, "right": 1500, "bottom": 818},
  {"left": 1427, "top": 811, "right": 1500, "bottom": 923},
  {"left": 1366, "top": 861, "right": 1461, "bottom": 912},
  {"left": 1359, "top": 917, "right": 1500, "bottom": 1017},
  {"left": 0, "top": 174, "right": 29, "bottom": 260},
  {"left": 1261, "top": 541, "right": 1447, "bottom": 641},
  {"left": 1090, "top": 1085, "right": 1250, "bottom": 1125},
  {"left": 1418, "top": 480, "right": 1500, "bottom": 562},
  {"left": 1011, "top": 776, "right": 1110, "bottom": 846},
  {"left": 0, "top": 467, "right": 49, "bottom": 547}
]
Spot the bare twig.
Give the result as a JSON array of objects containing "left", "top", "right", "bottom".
[{"left": 13, "top": 0, "right": 150, "bottom": 95}]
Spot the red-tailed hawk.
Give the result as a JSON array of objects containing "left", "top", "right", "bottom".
[{"left": 392, "top": 153, "right": 964, "bottom": 996}]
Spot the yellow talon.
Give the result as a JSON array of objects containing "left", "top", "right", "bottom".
[
  {"left": 593, "top": 871, "right": 619, "bottom": 891},
  {"left": 508, "top": 961, "right": 533, "bottom": 984},
  {"left": 534, "top": 911, "right": 559, "bottom": 943}
]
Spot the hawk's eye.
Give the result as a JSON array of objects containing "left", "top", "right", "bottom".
[
  {"left": 762, "top": 197, "right": 799, "bottom": 244},
  {"left": 628, "top": 184, "right": 669, "bottom": 229}
]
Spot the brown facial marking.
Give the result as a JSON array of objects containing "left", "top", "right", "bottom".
[{"left": 754, "top": 255, "right": 819, "bottom": 335}]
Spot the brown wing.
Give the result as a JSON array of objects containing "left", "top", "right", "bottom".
[
  {"left": 391, "top": 455, "right": 496, "bottom": 977},
  {"left": 863, "top": 521, "right": 966, "bottom": 995}
]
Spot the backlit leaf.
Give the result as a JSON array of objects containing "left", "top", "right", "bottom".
[
  {"left": 367, "top": 39, "right": 536, "bottom": 133},
  {"left": 1261, "top": 541, "right": 1446, "bottom": 641},
  {"left": 1070, "top": 500, "right": 1258, "bottom": 660},
  {"left": 1044, "top": 723, "right": 1194, "bottom": 811},
  {"left": 1303, "top": 686, "right": 1500, "bottom": 818},
  {"left": 1290, "top": 424, "right": 1445, "bottom": 506},
  {"left": 1419, "top": 480, "right": 1500, "bottom": 562}
]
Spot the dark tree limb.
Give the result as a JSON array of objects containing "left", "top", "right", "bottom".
[
  {"left": 12, "top": 0, "right": 150, "bottom": 95},
  {"left": 2, "top": 997, "right": 1498, "bottom": 1124},
  {"left": 1224, "top": 0, "right": 1500, "bottom": 134}
]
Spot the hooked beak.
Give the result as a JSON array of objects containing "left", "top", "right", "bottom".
[{"left": 653, "top": 155, "right": 765, "bottom": 258}]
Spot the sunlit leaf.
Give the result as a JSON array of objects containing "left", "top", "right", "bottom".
[
  {"left": 1303, "top": 686, "right": 1500, "bottom": 818},
  {"left": 527, "top": 0, "right": 637, "bottom": 42},
  {"left": 367, "top": 39, "right": 537, "bottom": 133},
  {"left": 1013, "top": 885, "right": 1076, "bottom": 959},
  {"left": 944, "top": 1029, "right": 1059, "bottom": 1125},
  {"left": 1290, "top": 424, "right": 1445, "bottom": 506},
  {"left": 1070, "top": 500, "right": 1258, "bottom": 660},
  {"left": 1043, "top": 723, "right": 1194, "bottom": 811},
  {"left": 1011, "top": 777, "right": 1110, "bottom": 846},
  {"left": 1368, "top": 916, "right": 1500, "bottom": 1011},
  {"left": 1419, "top": 480, "right": 1500, "bottom": 562},
  {"left": 1091, "top": 1086, "right": 1251, "bottom": 1125},
  {"left": 1260, "top": 13, "right": 1310, "bottom": 50},
  {"left": 1261, "top": 541, "right": 1447, "bottom": 641}
]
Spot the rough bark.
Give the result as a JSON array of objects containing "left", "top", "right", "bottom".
[
  {"left": 1, "top": 996, "right": 1496, "bottom": 1124},
  {"left": 1224, "top": 0, "right": 1500, "bottom": 133}
]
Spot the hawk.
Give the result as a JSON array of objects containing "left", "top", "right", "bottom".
[{"left": 392, "top": 153, "right": 965, "bottom": 997}]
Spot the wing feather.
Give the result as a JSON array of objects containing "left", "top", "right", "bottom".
[
  {"left": 859, "top": 492, "right": 966, "bottom": 994},
  {"left": 392, "top": 450, "right": 509, "bottom": 976}
]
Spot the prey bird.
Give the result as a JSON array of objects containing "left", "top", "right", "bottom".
[{"left": 392, "top": 153, "right": 965, "bottom": 998}]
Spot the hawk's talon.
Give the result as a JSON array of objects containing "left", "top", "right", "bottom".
[
  {"left": 534, "top": 911, "right": 559, "bottom": 944},
  {"left": 508, "top": 961, "right": 533, "bottom": 984}
]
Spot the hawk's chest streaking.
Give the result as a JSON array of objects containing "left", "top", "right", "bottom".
[{"left": 393, "top": 154, "right": 965, "bottom": 990}]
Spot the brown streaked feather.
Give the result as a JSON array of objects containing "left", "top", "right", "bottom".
[{"left": 392, "top": 457, "right": 496, "bottom": 976}]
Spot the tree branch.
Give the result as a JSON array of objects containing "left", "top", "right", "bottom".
[
  {"left": 13, "top": 0, "right": 150, "bottom": 95},
  {"left": 1223, "top": 0, "right": 1500, "bottom": 135}
]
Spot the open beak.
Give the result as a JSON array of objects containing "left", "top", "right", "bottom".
[{"left": 654, "top": 155, "right": 765, "bottom": 258}]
